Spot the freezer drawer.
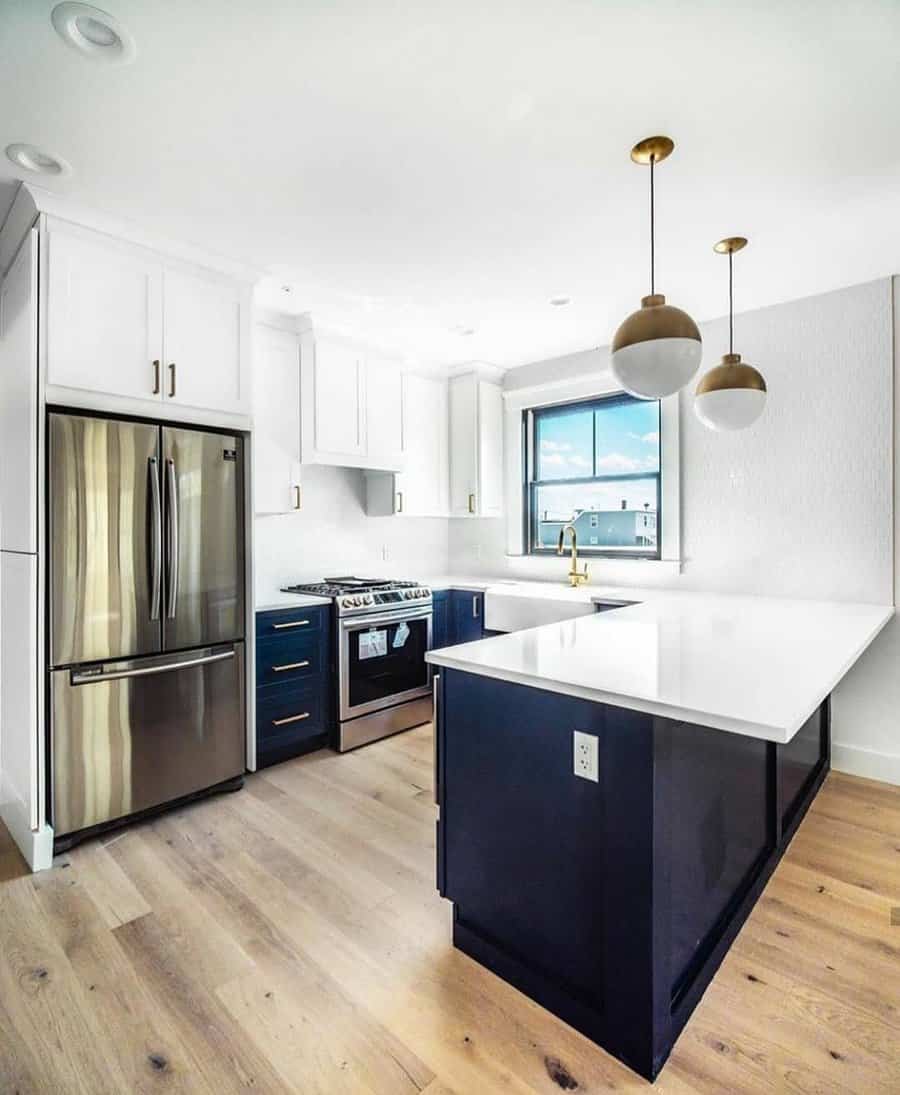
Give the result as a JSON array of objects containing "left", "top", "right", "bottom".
[{"left": 51, "top": 643, "right": 245, "bottom": 838}]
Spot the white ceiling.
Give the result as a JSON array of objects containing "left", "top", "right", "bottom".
[{"left": 2, "top": 0, "right": 899, "bottom": 370}]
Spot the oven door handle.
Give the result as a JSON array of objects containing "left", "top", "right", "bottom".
[{"left": 340, "top": 607, "right": 433, "bottom": 631}]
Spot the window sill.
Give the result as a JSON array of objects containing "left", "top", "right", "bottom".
[{"left": 501, "top": 553, "right": 683, "bottom": 580}]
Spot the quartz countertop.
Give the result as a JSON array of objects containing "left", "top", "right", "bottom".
[
  {"left": 426, "top": 590, "right": 893, "bottom": 744},
  {"left": 255, "top": 592, "right": 333, "bottom": 612}
]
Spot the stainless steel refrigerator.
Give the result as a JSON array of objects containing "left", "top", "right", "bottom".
[{"left": 48, "top": 411, "right": 246, "bottom": 849}]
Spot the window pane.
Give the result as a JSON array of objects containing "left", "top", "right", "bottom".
[
  {"left": 535, "top": 405, "right": 594, "bottom": 481},
  {"left": 594, "top": 399, "right": 660, "bottom": 476},
  {"left": 533, "top": 478, "right": 658, "bottom": 552}
]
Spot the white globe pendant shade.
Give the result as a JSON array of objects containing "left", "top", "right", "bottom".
[
  {"left": 694, "top": 354, "right": 767, "bottom": 431},
  {"left": 611, "top": 293, "right": 702, "bottom": 399}
]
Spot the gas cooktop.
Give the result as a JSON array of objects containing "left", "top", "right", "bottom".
[{"left": 281, "top": 577, "right": 432, "bottom": 616}]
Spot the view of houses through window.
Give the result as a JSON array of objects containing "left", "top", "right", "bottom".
[{"left": 526, "top": 394, "right": 661, "bottom": 557}]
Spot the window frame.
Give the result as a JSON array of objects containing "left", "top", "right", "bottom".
[{"left": 523, "top": 392, "right": 662, "bottom": 560}]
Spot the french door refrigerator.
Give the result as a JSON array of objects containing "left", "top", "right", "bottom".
[{"left": 48, "top": 411, "right": 246, "bottom": 850}]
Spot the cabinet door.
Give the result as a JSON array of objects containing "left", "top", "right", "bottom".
[
  {"left": 451, "top": 590, "right": 484, "bottom": 643},
  {"left": 163, "top": 266, "right": 248, "bottom": 415},
  {"left": 1, "top": 552, "right": 39, "bottom": 830},
  {"left": 314, "top": 339, "right": 365, "bottom": 458},
  {"left": 366, "top": 358, "right": 404, "bottom": 470},
  {"left": 449, "top": 374, "right": 477, "bottom": 515},
  {"left": 397, "top": 374, "right": 449, "bottom": 516},
  {"left": 0, "top": 230, "right": 38, "bottom": 553},
  {"left": 432, "top": 590, "right": 450, "bottom": 649},
  {"left": 253, "top": 326, "right": 302, "bottom": 515},
  {"left": 46, "top": 222, "right": 163, "bottom": 401},
  {"left": 477, "top": 380, "right": 504, "bottom": 517}
]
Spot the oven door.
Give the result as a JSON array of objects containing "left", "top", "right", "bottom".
[{"left": 339, "top": 607, "right": 432, "bottom": 721}]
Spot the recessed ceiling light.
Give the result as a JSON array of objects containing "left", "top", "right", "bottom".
[
  {"left": 5, "top": 143, "right": 72, "bottom": 177},
  {"left": 549, "top": 296, "right": 571, "bottom": 307},
  {"left": 51, "top": 3, "right": 136, "bottom": 65},
  {"left": 281, "top": 285, "right": 293, "bottom": 294}
]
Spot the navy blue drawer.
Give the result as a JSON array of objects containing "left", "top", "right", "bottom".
[
  {"left": 256, "top": 632, "right": 326, "bottom": 687},
  {"left": 257, "top": 680, "right": 328, "bottom": 751},
  {"left": 256, "top": 605, "right": 328, "bottom": 639}
]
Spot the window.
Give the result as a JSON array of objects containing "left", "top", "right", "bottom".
[{"left": 525, "top": 393, "right": 661, "bottom": 558}]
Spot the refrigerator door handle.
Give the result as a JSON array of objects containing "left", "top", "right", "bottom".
[
  {"left": 165, "top": 458, "right": 179, "bottom": 619},
  {"left": 149, "top": 457, "right": 162, "bottom": 620},
  {"left": 70, "top": 649, "right": 234, "bottom": 686}
]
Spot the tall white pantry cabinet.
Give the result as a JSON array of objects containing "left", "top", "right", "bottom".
[{"left": 0, "top": 184, "right": 256, "bottom": 869}]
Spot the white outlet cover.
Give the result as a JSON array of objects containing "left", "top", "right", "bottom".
[{"left": 573, "top": 730, "right": 599, "bottom": 782}]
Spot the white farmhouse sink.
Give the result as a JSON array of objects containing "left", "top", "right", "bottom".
[{"left": 484, "top": 581, "right": 599, "bottom": 632}]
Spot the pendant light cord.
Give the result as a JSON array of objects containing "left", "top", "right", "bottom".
[
  {"left": 728, "top": 250, "right": 734, "bottom": 355},
  {"left": 649, "top": 155, "right": 655, "bottom": 295}
]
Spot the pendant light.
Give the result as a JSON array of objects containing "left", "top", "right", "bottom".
[
  {"left": 694, "top": 237, "right": 767, "bottom": 431},
  {"left": 611, "top": 136, "right": 702, "bottom": 399}
]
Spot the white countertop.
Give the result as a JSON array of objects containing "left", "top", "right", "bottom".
[
  {"left": 256, "top": 592, "right": 333, "bottom": 612},
  {"left": 426, "top": 589, "right": 893, "bottom": 744}
]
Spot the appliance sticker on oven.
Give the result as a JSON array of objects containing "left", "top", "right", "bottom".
[
  {"left": 359, "top": 629, "right": 388, "bottom": 660},
  {"left": 392, "top": 621, "right": 410, "bottom": 649}
]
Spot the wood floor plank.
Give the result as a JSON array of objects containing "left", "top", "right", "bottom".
[
  {"left": 61, "top": 836, "right": 152, "bottom": 928},
  {"left": 0, "top": 744, "right": 898, "bottom": 1092}
]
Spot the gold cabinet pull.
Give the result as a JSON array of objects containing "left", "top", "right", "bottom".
[
  {"left": 272, "top": 660, "right": 310, "bottom": 672},
  {"left": 294, "top": 484, "right": 302, "bottom": 510},
  {"left": 468, "top": 492, "right": 476, "bottom": 514},
  {"left": 272, "top": 711, "right": 310, "bottom": 727},
  {"left": 152, "top": 359, "right": 161, "bottom": 394},
  {"left": 273, "top": 619, "right": 309, "bottom": 630},
  {"left": 168, "top": 362, "right": 176, "bottom": 398},
  {"left": 396, "top": 491, "right": 403, "bottom": 513}
]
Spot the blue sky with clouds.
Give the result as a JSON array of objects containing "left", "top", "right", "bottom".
[{"left": 535, "top": 399, "right": 660, "bottom": 521}]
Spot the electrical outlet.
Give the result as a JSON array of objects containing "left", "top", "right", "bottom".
[{"left": 573, "top": 730, "right": 599, "bottom": 782}]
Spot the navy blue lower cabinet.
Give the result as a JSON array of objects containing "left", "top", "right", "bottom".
[
  {"left": 432, "top": 589, "right": 450, "bottom": 650},
  {"left": 449, "top": 589, "right": 484, "bottom": 644},
  {"left": 435, "top": 669, "right": 830, "bottom": 1081},
  {"left": 255, "top": 604, "right": 332, "bottom": 768}
]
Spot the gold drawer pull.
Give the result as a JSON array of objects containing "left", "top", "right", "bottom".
[
  {"left": 272, "top": 660, "right": 310, "bottom": 672},
  {"left": 272, "top": 712, "right": 310, "bottom": 727},
  {"left": 273, "top": 619, "right": 309, "bottom": 630}
]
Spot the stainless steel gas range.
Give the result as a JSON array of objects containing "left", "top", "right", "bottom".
[{"left": 281, "top": 577, "right": 433, "bottom": 751}]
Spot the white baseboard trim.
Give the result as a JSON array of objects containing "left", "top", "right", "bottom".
[
  {"left": 0, "top": 793, "right": 53, "bottom": 872},
  {"left": 831, "top": 742, "right": 900, "bottom": 787}
]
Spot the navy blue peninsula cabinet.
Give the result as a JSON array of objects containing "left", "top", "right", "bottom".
[
  {"left": 433, "top": 668, "right": 830, "bottom": 1081},
  {"left": 255, "top": 604, "right": 332, "bottom": 767}
]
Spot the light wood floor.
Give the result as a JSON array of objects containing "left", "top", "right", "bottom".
[{"left": 0, "top": 725, "right": 898, "bottom": 1094}]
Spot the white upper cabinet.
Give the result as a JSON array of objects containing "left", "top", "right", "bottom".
[
  {"left": 449, "top": 372, "right": 504, "bottom": 517},
  {"left": 46, "top": 221, "right": 163, "bottom": 402},
  {"left": 310, "top": 338, "right": 366, "bottom": 460},
  {"left": 44, "top": 219, "right": 250, "bottom": 419},
  {"left": 163, "top": 267, "right": 249, "bottom": 415},
  {"left": 300, "top": 332, "right": 405, "bottom": 471},
  {"left": 365, "top": 373, "right": 449, "bottom": 517},
  {"left": 0, "top": 229, "right": 39, "bottom": 553},
  {"left": 366, "top": 357, "right": 405, "bottom": 471},
  {"left": 253, "top": 324, "right": 302, "bottom": 515}
]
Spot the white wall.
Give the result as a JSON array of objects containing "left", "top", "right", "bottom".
[
  {"left": 255, "top": 464, "right": 449, "bottom": 604},
  {"left": 449, "top": 277, "right": 899, "bottom": 782}
]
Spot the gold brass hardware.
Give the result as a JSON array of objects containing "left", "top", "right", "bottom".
[
  {"left": 557, "top": 524, "right": 589, "bottom": 587},
  {"left": 273, "top": 619, "right": 309, "bottom": 630},
  {"left": 294, "top": 484, "right": 302, "bottom": 510},
  {"left": 396, "top": 491, "right": 403, "bottom": 513},
  {"left": 272, "top": 660, "right": 310, "bottom": 672},
  {"left": 152, "top": 359, "right": 161, "bottom": 394},
  {"left": 713, "top": 236, "right": 748, "bottom": 255},
  {"left": 168, "top": 362, "right": 176, "bottom": 398},
  {"left": 468, "top": 493, "right": 476, "bottom": 514},
  {"left": 272, "top": 712, "right": 310, "bottom": 727},
  {"left": 630, "top": 135, "right": 674, "bottom": 165}
]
